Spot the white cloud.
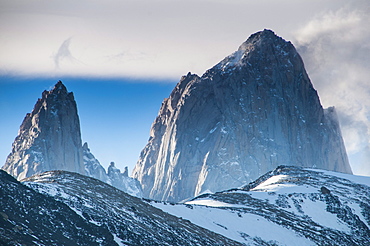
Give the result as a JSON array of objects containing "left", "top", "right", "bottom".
[
  {"left": 294, "top": 1, "right": 370, "bottom": 175},
  {"left": 0, "top": 0, "right": 348, "bottom": 79}
]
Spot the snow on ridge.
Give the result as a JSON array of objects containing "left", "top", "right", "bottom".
[
  {"left": 152, "top": 201, "right": 314, "bottom": 245},
  {"left": 306, "top": 168, "right": 370, "bottom": 187},
  {"left": 185, "top": 199, "right": 238, "bottom": 208}
]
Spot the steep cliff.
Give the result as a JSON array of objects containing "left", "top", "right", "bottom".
[{"left": 133, "top": 29, "right": 352, "bottom": 202}]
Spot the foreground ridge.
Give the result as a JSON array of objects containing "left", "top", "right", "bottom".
[
  {"left": 154, "top": 166, "right": 370, "bottom": 245},
  {"left": 16, "top": 170, "right": 241, "bottom": 246},
  {"left": 1, "top": 166, "right": 368, "bottom": 245}
]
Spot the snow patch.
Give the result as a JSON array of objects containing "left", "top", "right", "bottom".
[{"left": 186, "top": 199, "right": 236, "bottom": 208}]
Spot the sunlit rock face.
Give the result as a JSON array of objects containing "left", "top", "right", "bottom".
[
  {"left": 2, "top": 81, "right": 84, "bottom": 180},
  {"left": 133, "top": 29, "right": 352, "bottom": 202}
]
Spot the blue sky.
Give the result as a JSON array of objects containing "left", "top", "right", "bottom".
[{"left": 1, "top": 0, "right": 370, "bottom": 176}]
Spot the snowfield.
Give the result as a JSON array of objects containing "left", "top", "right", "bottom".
[{"left": 151, "top": 166, "right": 370, "bottom": 245}]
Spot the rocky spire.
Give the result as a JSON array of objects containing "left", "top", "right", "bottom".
[
  {"left": 132, "top": 29, "right": 352, "bottom": 202},
  {"left": 2, "top": 81, "right": 84, "bottom": 180}
]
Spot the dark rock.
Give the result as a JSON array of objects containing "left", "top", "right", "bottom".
[{"left": 320, "top": 186, "right": 331, "bottom": 194}]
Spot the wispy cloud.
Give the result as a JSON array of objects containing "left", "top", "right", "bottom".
[
  {"left": 53, "top": 37, "right": 75, "bottom": 69},
  {"left": 0, "top": 0, "right": 350, "bottom": 79},
  {"left": 294, "top": 1, "right": 370, "bottom": 175}
]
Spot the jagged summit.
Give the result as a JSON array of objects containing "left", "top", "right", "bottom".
[
  {"left": 40, "top": 80, "right": 72, "bottom": 102},
  {"left": 53, "top": 80, "right": 67, "bottom": 92},
  {"left": 213, "top": 29, "right": 294, "bottom": 74},
  {"left": 133, "top": 30, "right": 351, "bottom": 202}
]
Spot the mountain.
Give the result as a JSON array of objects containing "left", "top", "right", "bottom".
[
  {"left": 2, "top": 81, "right": 85, "bottom": 180},
  {"left": 17, "top": 170, "right": 241, "bottom": 246},
  {"left": 152, "top": 166, "right": 370, "bottom": 245},
  {"left": 132, "top": 29, "right": 352, "bottom": 202},
  {"left": 2, "top": 166, "right": 368, "bottom": 245},
  {"left": 1, "top": 81, "right": 142, "bottom": 197}
]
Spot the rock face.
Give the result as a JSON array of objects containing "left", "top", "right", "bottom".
[
  {"left": 2, "top": 81, "right": 84, "bottom": 180},
  {"left": 132, "top": 29, "right": 352, "bottom": 202}
]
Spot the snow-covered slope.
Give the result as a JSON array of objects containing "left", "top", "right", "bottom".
[
  {"left": 0, "top": 170, "right": 116, "bottom": 245},
  {"left": 133, "top": 29, "right": 352, "bottom": 202},
  {"left": 3, "top": 166, "right": 368, "bottom": 245},
  {"left": 151, "top": 166, "right": 370, "bottom": 245},
  {"left": 20, "top": 170, "right": 241, "bottom": 246}
]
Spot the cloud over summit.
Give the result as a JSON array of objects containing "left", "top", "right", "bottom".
[{"left": 294, "top": 1, "right": 370, "bottom": 175}]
